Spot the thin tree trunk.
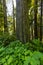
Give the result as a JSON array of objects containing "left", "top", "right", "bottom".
[
  {"left": 12, "top": 0, "right": 15, "bottom": 33},
  {"left": 34, "top": 0, "right": 38, "bottom": 39},
  {"left": 3, "top": 0, "right": 8, "bottom": 33},
  {"left": 0, "top": 0, "right": 3, "bottom": 34},
  {"left": 40, "top": 0, "right": 43, "bottom": 41}
]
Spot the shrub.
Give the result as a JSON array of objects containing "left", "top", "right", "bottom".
[
  {"left": 0, "top": 41, "right": 43, "bottom": 65},
  {"left": 0, "top": 33, "right": 16, "bottom": 46},
  {"left": 26, "top": 39, "right": 43, "bottom": 52}
]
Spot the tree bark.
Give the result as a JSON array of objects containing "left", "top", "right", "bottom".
[
  {"left": 34, "top": 0, "right": 38, "bottom": 39},
  {"left": 16, "top": 0, "right": 30, "bottom": 42},
  {"left": 12, "top": 0, "right": 15, "bottom": 33},
  {"left": 3, "top": 0, "right": 8, "bottom": 33},
  {"left": 40, "top": 0, "right": 43, "bottom": 41}
]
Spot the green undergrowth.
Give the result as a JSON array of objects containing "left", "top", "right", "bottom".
[
  {"left": 26, "top": 39, "right": 43, "bottom": 52},
  {"left": 0, "top": 33, "right": 16, "bottom": 46},
  {"left": 0, "top": 40, "right": 43, "bottom": 65}
]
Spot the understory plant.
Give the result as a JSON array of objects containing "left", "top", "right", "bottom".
[{"left": 0, "top": 40, "right": 43, "bottom": 65}]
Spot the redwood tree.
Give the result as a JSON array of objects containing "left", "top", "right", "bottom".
[{"left": 16, "top": 0, "right": 30, "bottom": 42}]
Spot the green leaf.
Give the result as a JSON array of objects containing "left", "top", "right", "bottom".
[
  {"left": 24, "top": 56, "right": 31, "bottom": 65},
  {"left": 7, "top": 56, "right": 13, "bottom": 64}
]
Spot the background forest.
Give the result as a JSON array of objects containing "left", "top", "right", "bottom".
[{"left": 0, "top": 0, "right": 43, "bottom": 65}]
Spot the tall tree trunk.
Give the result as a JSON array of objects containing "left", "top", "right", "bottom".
[
  {"left": 12, "top": 0, "right": 15, "bottom": 33},
  {"left": 16, "top": 0, "right": 29, "bottom": 42},
  {"left": 16, "top": 0, "right": 22, "bottom": 41},
  {"left": 23, "top": 0, "right": 30, "bottom": 42},
  {"left": 0, "top": 0, "right": 4, "bottom": 34},
  {"left": 3, "top": 0, "right": 8, "bottom": 33},
  {"left": 34, "top": 0, "right": 38, "bottom": 39},
  {"left": 40, "top": 0, "right": 43, "bottom": 41}
]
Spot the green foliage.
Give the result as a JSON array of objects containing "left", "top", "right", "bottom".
[
  {"left": 0, "top": 40, "right": 43, "bottom": 65},
  {"left": 0, "top": 33, "right": 16, "bottom": 46},
  {"left": 26, "top": 39, "right": 43, "bottom": 52}
]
